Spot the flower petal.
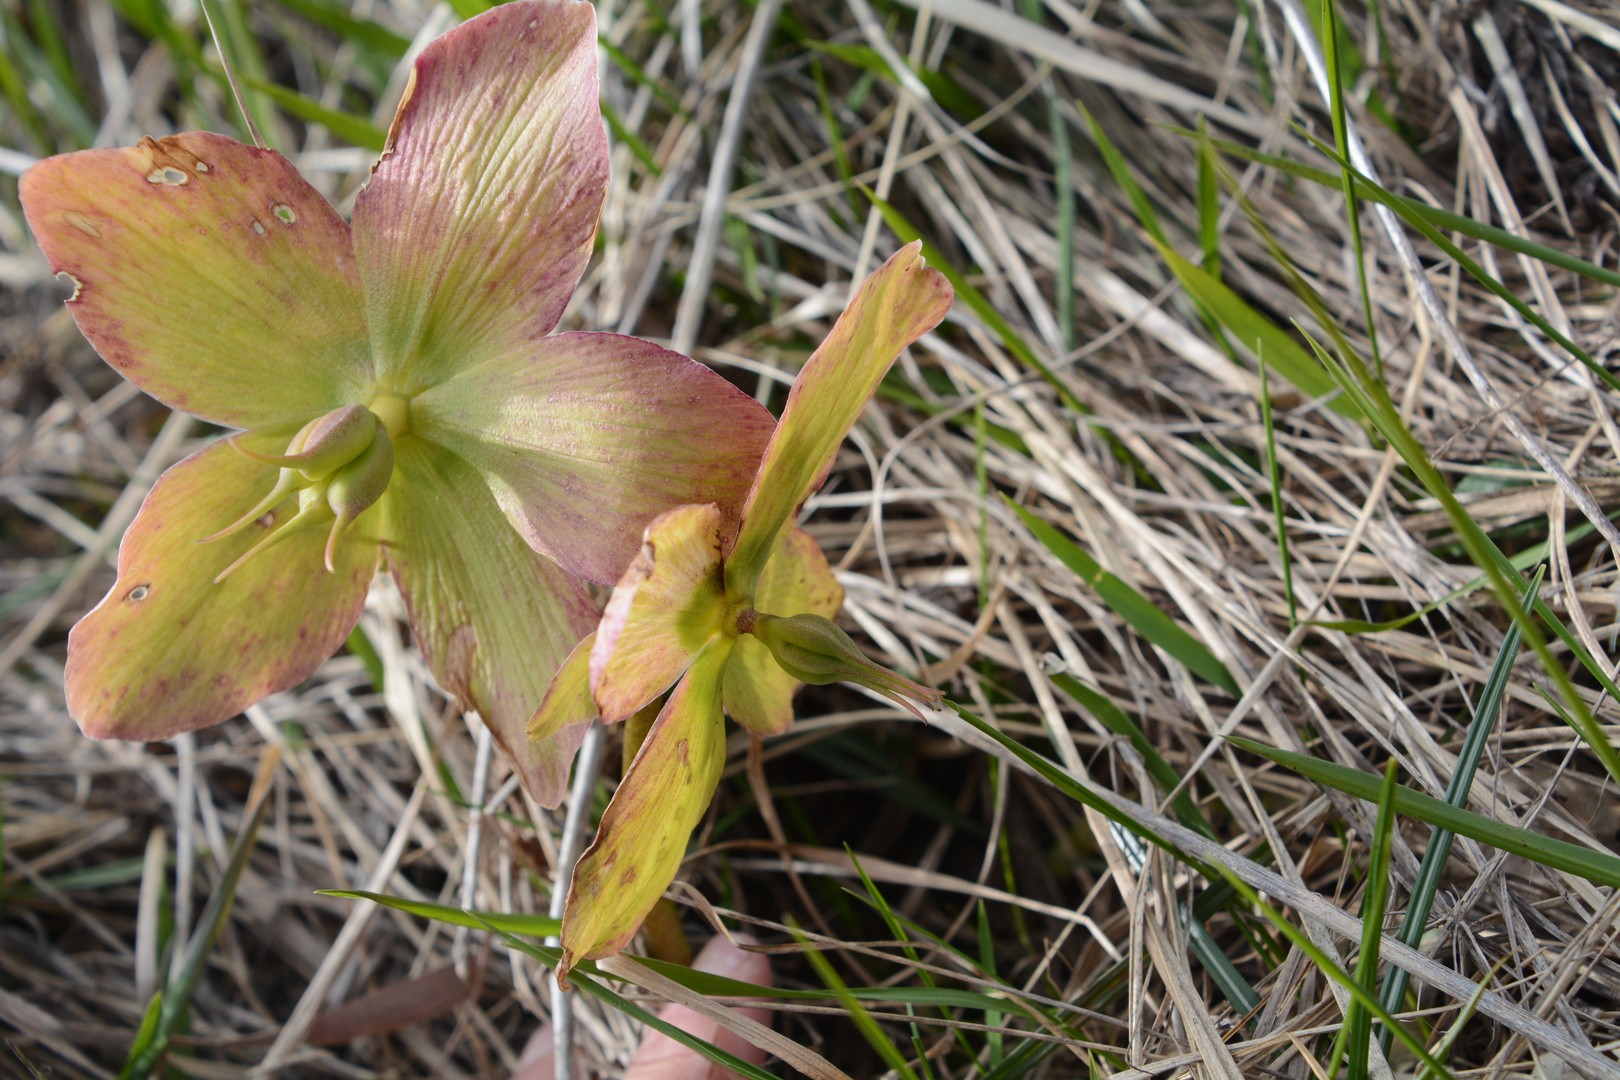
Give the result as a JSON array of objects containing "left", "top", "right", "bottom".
[
  {"left": 723, "top": 530, "right": 842, "bottom": 735},
  {"left": 20, "top": 133, "right": 369, "bottom": 428},
  {"left": 382, "top": 438, "right": 598, "bottom": 806},
  {"left": 560, "top": 639, "right": 732, "bottom": 978},
  {"left": 352, "top": 0, "right": 606, "bottom": 390},
  {"left": 413, "top": 332, "right": 776, "bottom": 585},
  {"left": 726, "top": 243, "right": 952, "bottom": 594},
  {"left": 591, "top": 504, "right": 727, "bottom": 723},
  {"left": 526, "top": 631, "right": 596, "bottom": 744},
  {"left": 66, "top": 440, "right": 379, "bottom": 740}
]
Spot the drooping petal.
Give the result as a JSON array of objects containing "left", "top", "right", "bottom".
[
  {"left": 526, "top": 631, "right": 596, "bottom": 744},
  {"left": 20, "top": 134, "right": 370, "bottom": 428},
  {"left": 590, "top": 504, "right": 727, "bottom": 723},
  {"left": 559, "top": 639, "right": 733, "bottom": 979},
  {"left": 352, "top": 0, "right": 607, "bottom": 391},
  {"left": 412, "top": 332, "right": 776, "bottom": 586},
  {"left": 66, "top": 440, "right": 379, "bottom": 740},
  {"left": 381, "top": 438, "right": 598, "bottom": 807},
  {"left": 723, "top": 530, "right": 842, "bottom": 735},
  {"left": 726, "top": 243, "right": 952, "bottom": 595}
]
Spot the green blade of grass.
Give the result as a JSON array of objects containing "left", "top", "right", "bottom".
[
  {"left": 1321, "top": 0, "right": 1381, "bottom": 378},
  {"left": 599, "top": 36, "right": 689, "bottom": 118},
  {"left": 120, "top": 751, "right": 278, "bottom": 1079},
  {"left": 1258, "top": 356, "right": 1297, "bottom": 626},
  {"left": 322, "top": 890, "right": 560, "bottom": 937},
  {"left": 1227, "top": 736, "right": 1620, "bottom": 887},
  {"left": 1205, "top": 860, "right": 1458, "bottom": 1080},
  {"left": 1374, "top": 566, "right": 1543, "bottom": 1052},
  {"left": 1163, "top": 129, "right": 1620, "bottom": 289},
  {"left": 1006, "top": 497, "right": 1240, "bottom": 694},
  {"left": 229, "top": 70, "right": 386, "bottom": 150},
  {"left": 600, "top": 96, "right": 662, "bottom": 175},
  {"left": 1344, "top": 759, "right": 1400, "bottom": 1080},
  {"left": 1047, "top": 672, "right": 1213, "bottom": 838},
  {"left": 1149, "top": 239, "right": 1353, "bottom": 414},
  {"left": 793, "top": 918, "right": 920, "bottom": 1080},
  {"left": 268, "top": 0, "right": 410, "bottom": 55}
]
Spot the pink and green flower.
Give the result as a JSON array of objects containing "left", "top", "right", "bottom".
[
  {"left": 21, "top": 0, "right": 774, "bottom": 805},
  {"left": 528, "top": 243, "right": 954, "bottom": 978}
]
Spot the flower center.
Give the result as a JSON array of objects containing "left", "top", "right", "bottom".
[
  {"left": 201, "top": 404, "right": 396, "bottom": 581},
  {"left": 367, "top": 392, "right": 411, "bottom": 438}
]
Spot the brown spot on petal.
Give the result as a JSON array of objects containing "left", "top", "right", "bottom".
[
  {"left": 620, "top": 868, "right": 637, "bottom": 885},
  {"left": 676, "top": 738, "right": 689, "bottom": 768},
  {"left": 61, "top": 211, "right": 100, "bottom": 238},
  {"left": 125, "top": 136, "right": 205, "bottom": 185},
  {"left": 374, "top": 64, "right": 418, "bottom": 177}
]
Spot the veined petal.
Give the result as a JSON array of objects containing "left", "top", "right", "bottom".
[
  {"left": 353, "top": 0, "right": 606, "bottom": 391},
  {"left": 66, "top": 440, "right": 378, "bottom": 740},
  {"left": 21, "top": 133, "right": 369, "bottom": 428},
  {"left": 591, "top": 504, "right": 727, "bottom": 723},
  {"left": 559, "top": 638, "right": 732, "bottom": 979},
  {"left": 526, "top": 631, "right": 596, "bottom": 744},
  {"left": 413, "top": 332, "right": 775, "bottom": 585},
  {"left": 723, "top": 530, "right": 842, "bottom": 735},
  {"left": 726, "top": 243, "right": 952, "bottom": 595},
  {"left": 382, "top": 438, "right": 598, "bottom": 807}
]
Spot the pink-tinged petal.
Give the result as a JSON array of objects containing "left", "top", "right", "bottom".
[
  {"left": 352, "top": 0, "right": 606, "bottom": 390},
  {"left": 723, "top": 530, "right": 842, "bottom": 735},
  {"left": 560, "top": 639, "right": 733, "bottom": 979},
  {"left": 66, "top": 440, "right": 379, "bottom": 741},
  {"left": 413, "top": 332, "right": 775, "bottom": 585},
  {"left": 20, "top": 134, "right": 369, "bottom": 428},
  {"left": 382, "top": 438, "right": 598, "bottom": 807},
  {"left": 590, "top": 504, "right": 727, "bottom": 723},
  {"left": 726, "top": 243, "right": 952, "bottom": 595},
  {"left": 526, "top": 631, "right": 596, "bottom": 744}
]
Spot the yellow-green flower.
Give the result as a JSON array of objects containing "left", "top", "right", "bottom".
[
  {"left": 21, "top": 0, "right": 774, "bottom": 805},
  {"left": 528, "top": 243, "right": 953, "bottom": 977}
]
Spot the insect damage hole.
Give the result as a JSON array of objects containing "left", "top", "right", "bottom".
[
  {"left": 272, "top": 203, "right": 297, "bottom": 225},
  {"left": 56, "top": 271, "right": 82, "bottom": 301},
  {"left": 126, "top": 584, "right": 150, "bottom": 602},
  {"left": 146, "top": 166, "right": 188, "bottom": 185},
  {"left": 251, "top": 220, "right": 265, "bottom": 235}
]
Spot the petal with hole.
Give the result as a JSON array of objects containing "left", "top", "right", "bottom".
[
  {"left": 560, "top": 639, "right": 732, "bottom": 977},
  {"left": 526, "top": 631, "right": 596, "bottom": 744},
  {"left": 413, "top": 331, "right": 775, "bottom": 585},
  {"left": 66, "top": 441, "right": 379, "bottom": 740},
  {"left": 353, "top": 0, "right": 607, "bottom": 390},
  {"left": 727, "top": 242, "right": 952, "bottom": 594},
  {"left": 590, "top": 504, "right": 728, "bottom": 723},
  {"left": 382, "top": 439, "right": 598, "bottom": 807},
  {"left": 21, "top": 133, "right": 370, "bottom": 428},
  {"left": 723, "top": 530, "right": 843, "bottom": 735}
]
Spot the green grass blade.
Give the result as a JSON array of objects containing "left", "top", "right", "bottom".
[
  {"left": 1321, "top": 0, "right": 1381, "bottom": 378},
  {"left": 1196, "top": 119, "right": 1221, "bottom": 277},
  {"left": 321, "top": 890, "right": 561, "bottom": 936},
  {"left": 1258, "top": 356, "right": 1297, "bottom": 626},
  {"left": 1296, "top": 334, "right": 1620, "bottom": 786},
  {"left": 1165, "top": 129, "right": 1620, "bottom": 289},
  {"left": 1345, "top": 759, "right": 1399, "bottom": 1080},
  {"left": 600, "top": 96, "right": 662, "bottom": 175},
  {"left": 1228, "top": 736, "right": 1620, "bottom": 887},
  {"left": 120, "top": 756, "right": 276, "bottom": 1080},
  {"left": 600, "top": 36, "right": 689, "bottom": 118},
  {"left": 1047, "top": 672, "right": 1214, "bottom": 838},
  {"left": 1206, "top": 861, "right": 1457, "bottom": 1080},
  {"left": 794, "top": 919, "right": 920, "bottom": 1080},
  {"left": 1006, "top": 497, "right": 1240, "bottom": 694},
  {"left": 230, "top": 70, "right": 387, "bottom": 150},
  {"left": 477, "top": 921, "right": 782, "bottom": 1080},
  {"left": 1148, "top": 239, "right": 1353, "bottom": 414},
  {"left": 269, "top": 0, "right": 410, "bottom": 55},
  {"left": 1375, "top": 566, "right": 1542, "bottom": 1051}
]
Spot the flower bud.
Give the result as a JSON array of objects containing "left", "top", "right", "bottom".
[
  {"left": 235, "top": 405, "right": 378, "bottom": 481},
  {"left": 750, "top": 612, "right": 944, "bottom": 719},
  {"left": 322, "top": 427, "right": 394, "bottom": 571}
]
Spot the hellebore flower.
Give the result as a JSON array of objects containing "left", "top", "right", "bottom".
[
  {"left": 527, "top": 243, "right": 953, "bottom": 978},
  {"left": 21, "top": 0, "right": 774, "bottom": 805}
]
